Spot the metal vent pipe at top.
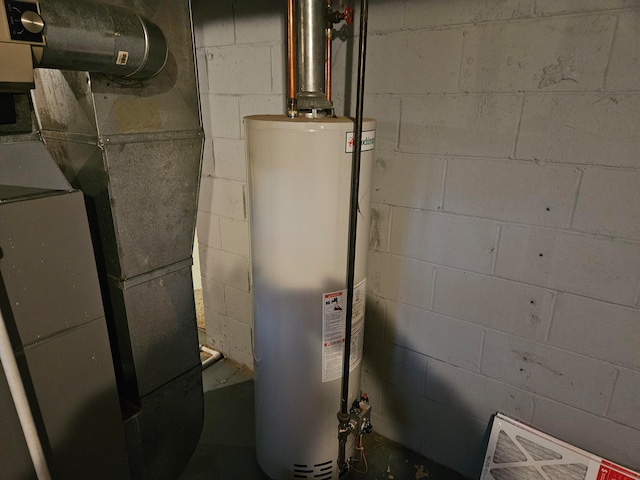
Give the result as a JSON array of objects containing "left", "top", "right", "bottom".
[
  {"left": 295, "top": 0, "right": 325, "bottom": 95},
  {"left": 293, "top": 0, "right": 333, "bottom": 112}
]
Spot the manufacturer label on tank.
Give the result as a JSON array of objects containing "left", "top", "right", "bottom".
[
  {"left": 322, "top": 279, "right": 366, "bottom": 383},
  {"left": 345, "top": 130, "right": 376, "bottom": 153}
]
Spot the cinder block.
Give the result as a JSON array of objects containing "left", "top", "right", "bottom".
[
  {"left": 400, "top": 94, "right": 521, "bottom": 158},
  {"left": 461, "top": 15, "right": 614, "bottom": 92},
  {"left": 495, "top": 224, "right": 640, "bottom": 305},
  {"left": 379, "top": 384, "right": 429, "bottom": 428},
  {"left": 369, "top": 203, "right": 391, "bottom": 252},
  {"left": 202, "top": 277, "right": 226, "bottom": 314},
  {"left": 198, "top": 176, "right": 246, "bottom": 220},
  {"left": 362, "top": 335, "right": 427, "bottom": 395},
  {"left": 481, "top": 331, "right": 617, "bottom": 414},
  {"left": 200, "top": 92, "right": 212, "bottom": 133},
  {"left": 213, "top": 138, "right": 246, "bottom": 181},
  {"left": 201, "top": 138, "right": 214, "bottom": 177},
  {"left": 607, "top": 11, "right": 640, "bottom": 91},
  {"left": 224, "top": 286, "right": 253, "bottom": 327},
  {"left": 444, "top": 158, "right": 579, "bottom": 228},
  {"left": 239, "top": 95, "right": 285, "bottom": 135},
  {"left": 608, "top": 368, "right": 640, "bottom": 430},
  {"left": 360, "top": 371, "right": 383, "bottom": 414},
  {"left": 433, "top": 268, "right": 554, "bottom": 342},
  {"left": 206, "top": 46, "right": 273, "bottom": 94},
  {"left": 233, "top": 0, "right": 284, "bottom": 45},
  {"left": 364, "top": 294, "right": 386, "bottom": 339},
  {"left": 369, "top": 411, "right": 421, "bottom": 452},
  {"left": 532, "top": 397, "right": 640, "bottom": 472},
  {"left": 516, "top": 94, "right": 640, "bottom": 168},
  {"left": 366, "top": 29, "right": 462, "bottom": 94},
  {"left": 406, "top": 0, "right": 534, "bottom": 29},
  {"left": 425, "top": 358, "right": 535, "bottom": 423},
  {"left": 385, "top": 300, "right": 484, "bottom": 371},
  {"left": 271, "top": 44, "right": 285, "bottom": 95},
  {"left": 549, "top": 294, "right": 640, "bottom": 370},
  {"left": 198, "top": 245, "right": 250, "bottom": 292},
  {"left": 205, "top": 308, "right": 253, "bottom": 367},
  {"left": 220, "top": 217, "right": 250, "bottom": 258},
  {"left": 196, "top": 209, "right": 221, "bottom": 249},
  {"left": 191, "top": 1, "right": 234, "bottom": 48},
  {"left": 535, "top": 0, "right": 636, "bottom": 16},
  {"left": 419, "top": 403, "right": 488, "bottom": 479},
  {"left": 206, "top": 95, "right": 240, "bottom": 139},
  {"left": 358, "top": 0, "right": 405, "bottom": 33},
  {"left": 371, "top": 391, "right": 421, "bottom": 452},
  {"left": 329, "top": 39, "right": 357, "bottom": 116},
  {"left": 372, "top": 152, "right": 444, "bottom": 211},
  {"left": 364, "top": 94, "right": 400, "bottom": 152},
  {"left": 572, "top": 168, "right": 640, "bottom": 241},
  {"left": 390, "top": 208, "right": 498, "bottom": 274},
  {"left": 368, "top": 251, "right": 435, "bottom": 310},
  {"left": 195, "top": 48, "right": 209, "bottom": 95}
]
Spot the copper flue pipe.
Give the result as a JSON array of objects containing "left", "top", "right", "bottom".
[{"left": 287, "top": 0, "right": 296, "bottom": 112}]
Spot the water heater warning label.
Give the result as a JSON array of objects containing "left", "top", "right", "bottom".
[{"left": 322, "top": 279, "right": 366, "bottom": 383}]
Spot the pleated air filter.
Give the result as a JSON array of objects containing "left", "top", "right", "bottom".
[{"left": 481, "top": 413, "right": 639, "bottom": 480}]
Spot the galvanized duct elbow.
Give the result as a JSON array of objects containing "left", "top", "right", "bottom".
[{"left": 36, "top": 0, "right": 167, "bottom": 80}]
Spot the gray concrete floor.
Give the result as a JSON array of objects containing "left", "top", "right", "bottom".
[{"left": 178, "top": 358, "right": 470, "bottom": 480}]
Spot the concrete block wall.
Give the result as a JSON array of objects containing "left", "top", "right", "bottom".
[{"left": 192, "top": 1, "right": 640, "bottom": 477}]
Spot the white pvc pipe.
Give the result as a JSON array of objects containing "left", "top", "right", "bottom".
[
  {"left": 199, "top": 345, "right": 223, "bottom": 370},
  {"left": 0, "top": 309, "right": 52, "bottom": 480}
]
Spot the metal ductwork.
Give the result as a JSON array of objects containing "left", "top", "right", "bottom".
[
  {"left": 37, "top": 0, "right": 168, "bottom": 79},
  {"left": 0, "top": 0, "right": 204, "bottom": 478},
  {"left": 1, "top": 0, "right": 168, "bottom": 88}
]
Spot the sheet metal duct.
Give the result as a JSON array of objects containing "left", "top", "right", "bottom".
[
  {"left": 36, "top": 0, "right": 167, "bottom": 79},
  {"left": 27, "top": 0, "right": 204, "bottom": 478},
  {"left": 0, "top": 0, "right": 167, "bottom": 88}
]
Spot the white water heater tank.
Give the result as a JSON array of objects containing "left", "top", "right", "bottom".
[{"left": 245, "top": 115, "right": 376, "bottom": 480}]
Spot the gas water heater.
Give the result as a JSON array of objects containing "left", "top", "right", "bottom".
[
  {"left": 246, "top": 1, "right": 374, "bottom": 478},
  {"left": 247, "top": 116, "right": 375, "bottom": 479}
]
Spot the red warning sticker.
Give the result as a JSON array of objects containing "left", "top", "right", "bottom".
[{"left": 598, "top": 461, "right": 640, "bottom": 480}]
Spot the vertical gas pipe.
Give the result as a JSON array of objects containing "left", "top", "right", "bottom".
[{"left": 337, "top": 0, "right": 370, "bottom": 475}]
